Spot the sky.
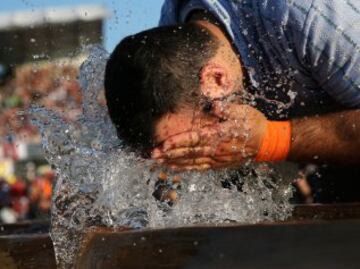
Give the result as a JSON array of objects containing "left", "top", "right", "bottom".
[{"left": 0, "top": 0, "right": 164, "bottom": 51}]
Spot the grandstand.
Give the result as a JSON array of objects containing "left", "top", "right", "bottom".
[{"left": 0, "top": 5, "right": 107, "bottom": 223}]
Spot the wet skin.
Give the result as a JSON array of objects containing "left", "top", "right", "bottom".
[{"left": 152, "top": 102, "right": 267, "bottom": 171}]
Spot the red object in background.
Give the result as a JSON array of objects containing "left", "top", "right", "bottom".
[
  {"left": 36, "top": 174, "right": 53, "bottom": 200},
  {"left": 29, "top": 172, "right": 54, "bottom": 213},
  {"left": 10, "top": 180, "right": 27, "bottom": 197},
  {"left": 10, "top": 180, "right": 29, "bottom": 218},
  {"left": 3, "top": 142, "right": 19, "bottom": 160}
]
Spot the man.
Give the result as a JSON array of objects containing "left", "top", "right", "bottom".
[{"left": 105, "top": 0, "right": 360, "bottom": 201}]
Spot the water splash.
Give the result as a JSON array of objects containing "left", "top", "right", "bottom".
[{"left": 30, "top": 45, "right": 294, "bottom": 268}]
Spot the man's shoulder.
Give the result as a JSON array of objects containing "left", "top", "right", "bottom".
[
  {"left": 159, "top": 0, "right": 180, "bottom": 25},
  {"left": 256, "top": 0, "right": 313, "bottom": 28},
  {"left": 159, "top": 0, "right": 313, "bottom": 28},
  {"left": 159, "top": 0, "right": 196, "bottom": 25}
]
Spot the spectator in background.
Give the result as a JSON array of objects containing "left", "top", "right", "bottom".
[
  {"left": 0, "top": 178, "right": 17, "bottom": 224},
  {"left": 0, "top": 178, "right": 11, "bottom": 208},
  {"left": 0, "top": 168, "right": 54, "bottom": 224},
  {"left": 10, "top": 179, "right": 29, "bottom": 221},
  {"left": 0, "top": 59, "right": 79, "bottom": 223},
  {"left": 29, "top": 170, "right": 53, "bottom": 219}
]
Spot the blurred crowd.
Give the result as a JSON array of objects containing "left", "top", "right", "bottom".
[
  {"left": 0, "top": 61, "right": 82, "bottom": 142},
  {"left": 0, "top": 61, "right": 83, "bottom": 224},
  {"left": 0, "top": 166, "right": 54, "bottom": 224}
]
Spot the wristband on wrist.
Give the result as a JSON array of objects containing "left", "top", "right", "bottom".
[{"left": 255, "top": 120, "right": 292, "bottom": 162}]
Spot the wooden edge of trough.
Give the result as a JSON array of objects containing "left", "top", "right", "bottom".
[
  {"left": 79, "top": 201, "right": 360, "bottom": 245},
  {"left": 0, "top": 233, "right": 56, "bottom": 269},
  {"left": 1, "top": 203, "right": 360, "bottom": 269},
  {"left": 291, "top": 202, "right": 360, "bottom": 221},
  {"left": 75, "top": 219, "right": 360, "bottom": 269},
  {"left": 75, "top": 203, "right": 360, "bottom": 268}
]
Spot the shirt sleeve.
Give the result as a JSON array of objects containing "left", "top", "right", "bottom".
[
  {"left": 158, "top": 0, "right": 180, "bottom": 26},
  {"left": 294, "top": 0, "right": 360, "bottom": 107}
]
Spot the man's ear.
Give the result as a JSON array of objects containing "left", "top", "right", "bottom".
[{"left": 199, "top": 63, "right": 232, "bottom": 99}]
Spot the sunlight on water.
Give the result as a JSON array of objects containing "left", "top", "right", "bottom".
[{"left": 30, "top": 45, "right": 294, "bottom": 268}]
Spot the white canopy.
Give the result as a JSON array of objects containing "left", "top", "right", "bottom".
[{"left": 0, "top": 4, "right": 108, "bottom": 31}]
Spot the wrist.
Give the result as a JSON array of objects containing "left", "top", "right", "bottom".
[{"left": 255, "top": 120, "right": 292, "bottom": 162}]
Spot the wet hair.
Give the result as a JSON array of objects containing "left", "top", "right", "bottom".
[{"left": 104, "top": 23, "right": 219, "bottom": 152}]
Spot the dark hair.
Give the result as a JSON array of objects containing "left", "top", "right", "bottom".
[{"left": 104, "top": 23, "right": 219, "bottom": 152}]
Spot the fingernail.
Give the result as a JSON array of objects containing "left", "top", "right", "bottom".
[
  {"left": 163, "top": 143, "right": 172, "bottom": 151},
  {"left": 151, "top": 149, "right": 162, "bottom": 158},
  {"left": 170, "top": 165, "right": 178, "bottom": 171},
  {"left": 156, "top": 159, "right": 165, "bottom": 164}
]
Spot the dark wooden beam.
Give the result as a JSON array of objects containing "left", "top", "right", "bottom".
[{"left": 2, "top": 203, "right": 360, "bottom": 269}]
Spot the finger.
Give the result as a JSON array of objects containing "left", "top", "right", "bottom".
[
  {"left": 162, "top": 131, "right": 200, "bottom": 151},
  {"left": 169, "top": 164, "right": 211, "bottom": 172},
  {"left": 151, "top": 148, "right": 163, "bottom": 159},
  {"left": 165, "top": 157, "right": 218, "bottom": 166},
  {"left": 155, "top": 158, "right": 165, "bottom": 164},
  {"left": 161, "top": 141, "right": 247, "bottom": 163},
  {"left": 161, "top": 146, "right": 215, "bottom": 160},
  {"left": 162, "top": 127, "right": 220, "bottom": 151},
  {"left": 171, "top": 162, "right": 239, "bottom": 171},
  {"left": 165, "top": 156, "right": 243, "bottom": 169}
]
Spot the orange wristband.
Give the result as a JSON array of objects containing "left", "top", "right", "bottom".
[{"left": 255, "top": 120, "right": 291, "bottom": 162}]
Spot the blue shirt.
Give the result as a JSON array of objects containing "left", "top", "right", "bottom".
[{"left": 159, "top": 0, "right": 360, "bottom": 119}]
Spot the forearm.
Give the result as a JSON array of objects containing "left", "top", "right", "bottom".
[{"left": 288, "top": 109, "right": 360, "bottom": 164}]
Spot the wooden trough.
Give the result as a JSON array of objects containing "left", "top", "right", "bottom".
[{"left": 1, "top": 204, "right": 360, "bottom": 269}]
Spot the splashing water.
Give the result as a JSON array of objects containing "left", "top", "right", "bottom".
[{"left": 30, "top": 45, "right": 294, "bottom": 268}]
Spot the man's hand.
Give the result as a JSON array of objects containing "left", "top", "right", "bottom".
[{"left": 152, "top": 102, "right": 268, "bottom": 171}]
